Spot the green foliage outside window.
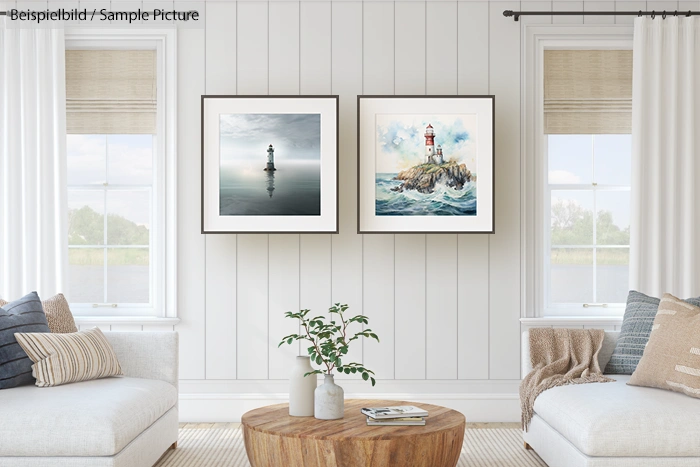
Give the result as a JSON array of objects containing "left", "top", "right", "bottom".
[
  {"left": 551, "top": 199, "right": 629, "bottom": 266},
  {"left": 68, "top": 205, "right": 149, "bottom": 266}
]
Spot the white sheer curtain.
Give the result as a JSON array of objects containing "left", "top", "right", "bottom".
[
  {"left": 0, "top": 25, "right": 68, "bottom": 300},
  {"left": 630, "top": 17, "right": 700, "bottom": 297}
]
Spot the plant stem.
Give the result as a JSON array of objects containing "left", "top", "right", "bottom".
[{"left": 302, "top": 321, "right": 331, "bottom": 374}]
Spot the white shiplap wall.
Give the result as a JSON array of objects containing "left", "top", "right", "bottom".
[{"left": 79, "top": 0, "right": 692, "bottom": 422}]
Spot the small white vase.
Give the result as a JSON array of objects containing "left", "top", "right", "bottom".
[
  {"left": 289, "top": 356, "right": 316, "bottom": 417},
  {"left": 314, "top": 374, "right": 344, "bottom": 420}
]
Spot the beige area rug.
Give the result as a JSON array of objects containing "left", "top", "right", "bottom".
[{"left": 155, "top": 425, "right": 547, "bottom": 467}]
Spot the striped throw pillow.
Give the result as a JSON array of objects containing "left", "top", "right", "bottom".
[
  {"left": 14, "top": 327, "right": 123, "bottom": 387},
  {"left": 629, "top": 294, "right": 700, "bottom": 399},
  {"left": 605, "top": 291, "right": 700, "bottom": 374},
  {"left": 0, "top": 292, "right": 51, "bottom": 389},
  {"left": 1, "top": 294, "right": 77, "bottom": 334}
]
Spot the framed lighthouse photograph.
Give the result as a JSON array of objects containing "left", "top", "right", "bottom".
[
  {"left": 201, "top": 95, "right": 339, "bottom": 233},
  {"left": 357, "top": 95, "right": 495, "bottom": 234}
]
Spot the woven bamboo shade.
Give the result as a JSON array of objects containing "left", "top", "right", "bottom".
[
  {"left": 544, "top": 50, "right": 632, "bottom": 134},
  {"left": 66, "top": 50, "right": 156, "bottom": 134}
]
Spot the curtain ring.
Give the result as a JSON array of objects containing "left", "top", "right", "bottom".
[
  {"left": 662, "top": 11, "right": 667, "bottom": 19},
  {"left": 638, "top": 10, "right": 643, "bottom": 17},
  {"left": 687, "top": 10, "right": 692, "bottom": 17},
  {"left": 674, "top": 10, "right": 678, "bottom": 17},
  {"left": 651, "top": 10, "right": 656, "bottom": 19}
]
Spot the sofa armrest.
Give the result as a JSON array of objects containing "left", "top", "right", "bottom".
[{"left": 103, "top": 332, "right": 179, "bottom": 390}]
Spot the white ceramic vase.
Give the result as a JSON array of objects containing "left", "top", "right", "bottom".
[
  {"left": 314, "top": 374, "right": 344, "bottom": 420},
  {"left": 289, "top": 356, "right": 316, "bottom": 417}
]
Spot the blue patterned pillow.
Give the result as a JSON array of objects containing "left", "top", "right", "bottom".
[
  {"left": 0, "top": 292, "right": 50, "bottom": 389},
  {"left": 605, "top": 291, "right": 700, "bottom": 374}
]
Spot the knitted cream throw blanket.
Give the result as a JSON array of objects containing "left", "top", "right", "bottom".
[{"left": 520, "top": 328, "right": 614, "bottom": 431}]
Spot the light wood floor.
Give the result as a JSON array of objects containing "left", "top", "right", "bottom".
[{"left": 180, "top": 422, "right": 520, "bottom": 429}]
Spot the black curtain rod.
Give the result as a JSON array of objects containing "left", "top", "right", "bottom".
[{"left": 504, "top": 9, "right": 700, "bottom": 21}]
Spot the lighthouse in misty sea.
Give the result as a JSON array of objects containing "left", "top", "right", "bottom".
[{"left": 264, "top": 144, "right": 276, "bottom": 171}]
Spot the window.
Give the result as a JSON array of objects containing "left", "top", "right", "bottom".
[
  {"left": 546, "top": 134, "right": 631, "bottom": 313},
  {"left": 67, "top": 134, "right": 154, "bottom": 309},
  {"left": 65, "top": 31, "right": 176, "bottom": 318},
  {"left": 542, "top": 49, "right": 632, "bottom": 315},
  {"left": 522, "top": 31, "right": 634, "bottom": 318}
]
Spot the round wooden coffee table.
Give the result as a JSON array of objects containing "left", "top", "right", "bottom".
[{"left": 241, "top": 399, "right": 465, "bottom": 467}]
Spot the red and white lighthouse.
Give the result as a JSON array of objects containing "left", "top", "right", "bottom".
[{"left": 424, "top": 124, "right": 435, "bottom": 162}]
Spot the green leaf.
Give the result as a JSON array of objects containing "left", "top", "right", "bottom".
[
  {"left": 362, "top": 372, "right": 369, "bottom": 381},
  {"left": 351, "top": 368, "right": 357, "bottom": 374},
  {"left": 344, "top": 367, "right": 351, "bottom": 374},
  {"left": 335, "top": 358, "right": 342, "bottom": 367},
  {"left": 287, "top": 337, "right": 293, "bottom": 345},
  {"left": 316, "top": 355, "right": 323, "bottom": 365},
  {"left": 370, "top": 377, "right": 376, "bottom": 386}
]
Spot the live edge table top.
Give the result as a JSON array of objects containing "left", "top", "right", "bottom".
[{"left": 241, "top": 399, "right": 465, "bottom": 440}]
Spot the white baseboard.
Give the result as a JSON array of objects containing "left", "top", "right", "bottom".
[{"left": 179, "top": 392, "right": 520, "bottom": 423}]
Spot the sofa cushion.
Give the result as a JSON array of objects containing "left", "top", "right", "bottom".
[
  {"left": 16, "top": 327, "right": 123, "bottom": 387},
  {"left": 533, "top": 375, "right": 700, "bottom": 457},
  {"left": 0, "top": 292, "right": 51, "bottom": 389},
  {"left": 605, "top": 291, "right": 700, "bottom": 375},
  {"left": 0, "top": 377, "right": 177, "bottom": 457},
  {"left": 0, "top": 294, "right": 78, "bottom": 333},
  {"left": 628, "top": 294, "right": 700, "bottom": 399},
  {"left": 40, "top": 293, "right": 78, "bottom": 333}
]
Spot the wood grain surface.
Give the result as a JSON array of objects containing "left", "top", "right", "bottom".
[{"left": 241, "top": 399, "right": 466, "bottom": 467}]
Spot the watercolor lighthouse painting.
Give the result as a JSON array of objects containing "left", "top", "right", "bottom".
[
  {"left": 375, "top": 115, "right": 478, "bottom": 216},
  {"left": 218, "top": 113, "right": 321, "bottom": 216}
]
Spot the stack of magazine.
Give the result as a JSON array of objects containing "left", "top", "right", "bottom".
[{"left": 361, "top": 405, "right": 428, "bottom": 426}]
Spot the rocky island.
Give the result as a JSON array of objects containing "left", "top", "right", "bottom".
[{"left": 391, "top": 161, "right": 472, "bottom": 194}]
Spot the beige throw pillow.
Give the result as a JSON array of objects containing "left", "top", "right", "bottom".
[
  {"left": 628, "top": 293, "right": 700, "bottom": 398},
  {"left": 14, "top": 327, "right": 123, "bottom": 387},
  {"left": 41, "top": 294, "right": 78, "bottom": 333},
  {"left": 0, "top": 293, "right": 77, "bottom": 333}
]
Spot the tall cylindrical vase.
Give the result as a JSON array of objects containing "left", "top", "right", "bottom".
[
  {"left": 314, "top": 374, "right": 344, "bottom": 420},
  {"left": 289, "top": 356, "right": 316, "bottom": 417}
]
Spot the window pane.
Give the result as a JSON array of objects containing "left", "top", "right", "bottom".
[
  {"left": 551, "top": 190, "right": 594, "bottom": 245},
  {"left": 596, "top": 191, "right": 630, "bottom": 245},
  {"left": 551, "top": 248, "right": 593, "bottom": 303},
  {"left": 106, "top": 191, "right": 150, "bottom": 245},
  {"left": 107, "top": 135, "right": 154, "bottom": 185},
  {"left": 67, "top": 135, "right": 106, "bottom": 185},
  {"left": 596, "top": 248, "right": 630, "bottom": 303},
  {"left": 594, "top": 135, "right": 631, "bottom": 186},
  {"left": 68, "top": 190, "right": 104, "bottom": 245},
  {"left": 548, "top": 135, "right": 592, "bottom": 184},
  {"left": 68, "top": 248, "right": 104, "bottom": 303},
  {"left": 107, "top": 248, "right": 149, "bottom": 304}
]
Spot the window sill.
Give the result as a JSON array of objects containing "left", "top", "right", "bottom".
[
  {"left": 74, "top": 316, "right": 181, "bottom": 326},
  {"left": 520, "top": 316, "right": 622, "bottom": 327}
]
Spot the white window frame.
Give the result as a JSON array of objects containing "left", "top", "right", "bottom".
[
  {"left": 65, "top": 29, "right": 178, "bottom": 322},
  {"left": 521, "top": 25, "right": 633, "bottom": 319}
]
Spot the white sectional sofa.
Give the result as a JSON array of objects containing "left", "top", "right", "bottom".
[
  {"left": 522, "top": 330, "right": 700, "bottom": 467},
  {"left": 0, "top": 332, "right": 179, "bottom": 467}
]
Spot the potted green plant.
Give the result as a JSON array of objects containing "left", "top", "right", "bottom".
[{"left": 279, "top": 303, "right": 379, "bottom": 420}]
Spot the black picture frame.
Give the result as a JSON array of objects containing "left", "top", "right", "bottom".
[{"left": 357, "top": 95, "right": 496, "bottom": 234}]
